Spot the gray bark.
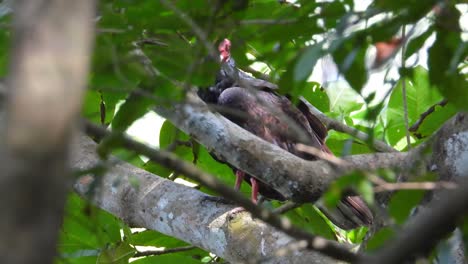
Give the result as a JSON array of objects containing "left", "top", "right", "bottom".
[
  {"left": 0, "top": 1, "right": 95, "bottom": 263},
  {"left": 73, "top": 135, "right": 340, "bottom": 264}
]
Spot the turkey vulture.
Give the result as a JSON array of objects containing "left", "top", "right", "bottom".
[{"left": 198, "top": 39, "right": 373, "bottom": 230}]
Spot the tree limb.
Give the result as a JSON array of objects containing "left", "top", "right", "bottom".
[
  {"left": 362, "top": 177, "right": 468, "bottom": 263},
  {"left": 73, "top": 134, "right": 348, "bottom": 264},
  {"left": 83, "top": 121, "right": 360, "bottom": 263}
]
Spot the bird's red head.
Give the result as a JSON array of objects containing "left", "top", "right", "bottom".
[{"left": 218, "top": 38, "right": 231, "bottom": 62}]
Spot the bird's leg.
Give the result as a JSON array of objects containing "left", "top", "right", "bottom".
[
  {"left": 224, "top": 170, "right": 247, "bottom": 216},
  {"left": 250, "top": 177, "right": 259, "bottom": 204},
  {"left": 226, "top": 173, "right": 260, "bottom": 218},
  {"left": 234, "top": 170, "right": 245, "bottom": 191}
]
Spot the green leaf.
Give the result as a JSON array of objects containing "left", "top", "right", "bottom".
[
  {"left": 57, "top": 194, "right": 127, "bottom": 263},
  {"left": 326, "top": 138, "right": 373, "bottom": 156},
  {"left": 428, "top": 23, "right": 468, "bottom": 110},
  {"left": 294, "top": 44, "right": 323, "bottom": 81},
  {"left": 143, "top": 161, "right": 173, "bottom": 178},
  {"left": 159, "top": 120, "right": 194, "bottom": 162},
  {"left": 357, "top": 178, "right": 374, "bottom": 206},
  {"left": 97, "top": 242, "right": 135, "bottom": 264},
  {"left": 405, "top": 26, "right": 434, "bottom": 58},
  {"left": 346, "top": 226, "right": 369, "bottom": 244},
  {"left": 386, "top": 66, "right": 453, "bottom": 146},
  {"left": 388, "top": 189, "right": 425, "bottom": 225},
  {"left": 299, "top": 82, "right": 330, "bottom": 112},
  {"left": 0, "top": 28, "right": 11, "bottom": 77},
  {"left": 282, "top": 204, "right": 335, "bottom": 240},
  {"left": 332, "top": 39, "right": 368, "bottom": 93},
  {"left": 111, "top": 92, "right": 153, "bottom": 132},
  {"left": 325, "top": 83, "right": 364, "bottom": 114},
  {"left": 366, "top": 227, "right": 395, "bottom": 251}
]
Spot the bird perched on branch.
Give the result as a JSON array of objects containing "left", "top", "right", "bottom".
[{"left": 198, "top": 38, "right": 373, "bottom": 230}]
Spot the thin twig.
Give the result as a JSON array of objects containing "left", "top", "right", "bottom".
[
  {"left": 135, "top": 38, "right": 169, "bottom": 47},
  {"left": 409, "top": 99, "right": 449, "bottom": 134},
  {"left": 373, "top": 181, "right": 457, "bottom": 193},
  {"left": 134, "top": 245, "right": 196, "bottom": 258},
  {"left": 293, "top": 145, "right": 453, "bottom": 193},
  {"left": 296, "top": 144, "right": 347, "bottom": 166},
  {"left": 83, "top": 120, "right": 361, "bottom": 263}
]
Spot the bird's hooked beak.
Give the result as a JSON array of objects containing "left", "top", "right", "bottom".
[{"left": 218, "top": 38, "right": 231, "bottom": 62}]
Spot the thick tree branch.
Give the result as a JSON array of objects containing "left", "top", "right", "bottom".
[
  {"left": 362, "top": 177, "right": 468, "bottom": 263},
  {"left": 83, "top": 121, "right": 360, "bottom": 263},
  {"left": 154, "top": 92, "right": 410, "bottom": 202},
  {"left": 73, "top": 134, "right": 347, "bottom": 264},
  {"left": 0, "top": 1, "right": 94, "bottom": 263},
  {"left": 359, "top": 112, "right": 468, "bottom": 262}
]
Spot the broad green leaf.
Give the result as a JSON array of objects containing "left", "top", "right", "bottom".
[
  {"left": 97, "top": 242, "right": 135, "bottom": 264},
  {"left": 281, "top": 203, "right": 335, "bottom": 240},
  {"left": 428, "top": 20, "right": 468, "bottom": 111},
  {"left": 388, "top": 190, "right": 425, "bottom": 225},
  {"left": 57, "top": 194, "right": 127, "bottom": 263},
  {"left": 143, "top": 161, "right": 173, "bottom": 178},
  {"left": 294, "top": 44, "right": 323, "bottom": 81},
  {"left": 346, "top": 227, "right": 369, "bottom": 244},
  {"left": 111, "top": 91, "right": 153, "bottom": 132},
  {"left": 325, "top": 83, "right": 364, "bottom": 114},
  {"left": 386, "top": 66, "right": 453, "bottom": 146},
  {"left": 300, "top": 82, "right": 330, "bottom": 112},
  {"left": 405, "top": 26, "right": 434, "bottom": 58},
  {"left": 332, "top": 39, "right": 368, "bottom": 93},
  {"left": 159, "top": 120, "right": 194, "bottom": 162},
  {"left": 326, "top": 130, "right": 373, "bottom": 156}
]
